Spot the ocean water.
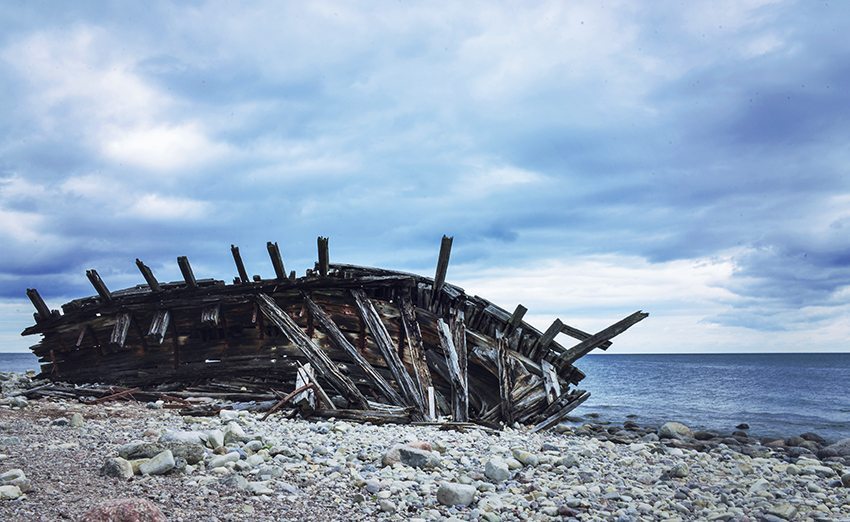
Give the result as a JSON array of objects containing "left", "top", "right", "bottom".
[
  {"left": 576, "top": 353, "right": 850, "bottom": 442},
  {"left": 1, "top": 351, "right": 848, "bottom": 441}
]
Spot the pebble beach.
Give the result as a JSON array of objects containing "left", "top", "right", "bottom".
[{"left": 2, "top": 371, "right": 849, "bottom": 522}]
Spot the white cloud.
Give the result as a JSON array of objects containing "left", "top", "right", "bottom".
[
  {"left": 127, "top": 193, "right": 209, "bottom": 220},
  {"left": 102, "top": 123, "right": 231, "bottom": 172}
]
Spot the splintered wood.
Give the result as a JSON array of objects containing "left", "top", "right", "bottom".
[{"left": 21, "top": 236, "right": 647, "bottom": 431}]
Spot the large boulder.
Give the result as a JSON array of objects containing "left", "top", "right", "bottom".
[
  {"left": 138, "top": 450, "right": 175, "bottom": 476},
  {"left": 117, "top": 441, "right": 166, "bottom": 461},
  {"left": 823, "top": 438, "right": 850, "bottom": 457},
  {"left": 164, "top": 442, "right": 205, "bottom": 465},
  {"left": 100, "top": 458, "right": 134, "bottom": 480},
  {"left": 159, "top": 430, "right": 206, "bottom": 445},
  {"left": 658, "top": 422, "right": 692, "bottom": 439},
  {"left": 81, "top": 498, "right": 166, "bottom": 522},
  {"left": 382, "top": 441, "right": 438, "bottom": 468}
]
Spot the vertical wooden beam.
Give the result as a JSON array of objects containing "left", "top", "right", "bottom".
[
  {"left": 85, "top": 270, "right": 112, "bottom": 302},
  {"left": 230, "top": 245, "right": 250, "bottom": 284},
  {"left": 351, "top": 289, "right": 425, "bottom": 415},
  {"left": 177, "top": 256, "right": 197, "bottom": 288},
  {"left": 430, "top": 235, "right": 453, "bottom": 307},
  {"left": 267, "top": 241, "right": 286, "bottom": 281},
  {"left": 26, "top": 288, "right": 52, "bottom": 322},
  {"left": 540, "top": 359, "right": 561, "bottom": 404},
  {"left": 135, "top": 259, "right": 161, "bottom": 292},
  {"left": 317, "top": 236, "right": 329, "bottom": 277},
  {"left": 147, "top": 310, "right": 171, "bottom": 344},
  {"left": 437, "top": 317, "right": 468, "bottom": 422},
  {"left": 507, "top": 304, "right": 527, "bottom": 334},
  {"left": 110, "top": 313, "right": 131, "bottom": 348},
  {"left": 201, "top": 304, "right": 220, "bottom": 326},
  {"left": 496, "top": 334, "right": 514, "bottom": 425},
  {"left": 399, "top": 292, "right": 434, "bottom": 406}
]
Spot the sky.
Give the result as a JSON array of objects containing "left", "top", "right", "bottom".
[{"left": 1, "top": 1, "right": 849, "bottom": 354}]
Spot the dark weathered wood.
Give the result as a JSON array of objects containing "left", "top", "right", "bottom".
[
  {"left": 496, "top": 334, "right": 513, "bottom": 424},
  {"left": 85, "top": 270, "right": 112, "bottom": 302},
  {"left": 201, "top": 304, "right": 220, "bottom": 326},
  {"left": 147, "top": 310, "right": 170, "bottom": 344},
  {"left": 540, "top": 359, "right": 561, "bottom": 404},
  {"left": 26, "top": 288, "right": 52, "bottom": 322},
  {"left": 430, "top": 235, "right": 453, "bottom": 307},
  {"left": 177, "top": 256, "right": 197, "bottom": 288},
  {"left": 351, "top": 289, "right": 425, "bottom": 416},
  {"left": 437, "top": 317, "right": 468, "bottom": 422},
  {"left": 560, "top": 323, "right": 612, "bottom": 351},
  {"left": 555, "top": 311, "right": 649, "bottom": 366},
  {"left": 267, "top": 241, "right": 286, "bottom": 281},
  {"left": 530, "top": 390, "right": 590, "bottom": 433},
  {"left": 135, "top": 259, "right": 161, "bottom": 292},
  {"left": 399, "top": 293, "right": 434, "bottom": 409},
  {"left": 255, "top": 293, "right": 368, "bottom": 408},
  {"left": 230, "top": 245, "right": 250, "bottom": 284},
  {"left": 530, "top": 318, "right": 563, "bottom": 359},
  {"left": 261, "top": 383, "right": 314, "bottom": 420},
  {"left": 506, "top": 304, "right": 527, "bottom": 334},
  {"left": 303, "top": 294, "right": 404, "bottom": 405},
  {"left": 317, "top": 237, "right": 329, "bottom": 277},
  {"left": 110, "top": 313, "right": 131, "bottom": 348},
  {"left": 307, "top": 408, "right": 413, "bottom": 425}
]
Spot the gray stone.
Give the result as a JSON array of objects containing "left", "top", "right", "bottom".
[
  {"left": 0, "top": 485, "right": 22, "bottom": 500},
  {"left": 117, "top": 441, "right": 166, "bottom": 460},
  {"left": 766, "top": 502, "right": 798, "bottom": 520},
  {"left": 159, "top": 430, "right": 206, "bottom": 445},
  {"left": 51, "top": 418, "right": 69, "bottom": 427},
  {"left": 379, "top": 499, "right": 396, "bottom": 513},
  {"left": 511, "top": 448, "right": 539, "bottom": 466},
  {"left": 484, "top": 458, "right": 510, "bottom": 482},
  {"left": 397, "top": 446, "right": 440, "bottom": 469},
  {"left": 219, "top": 474, "right": 249, "bottom": 491},
  {"left": 205, "top": 429, "right": 224, "bottom": 450},
  {"left": 659, "top": 422, "right": 692, "bottom": 439},
  {"left": 69, "top": 412, "right": 84, "bottom": 427},
  {"left": 823, "top": 438, "right": 850, "bottom": 457},
  {"left": 8, "top": 397, "right": 27, "bottom": 409},
  {"left": 841, "top": 472, "right": 850, "bottom": 487},
  {"left": 164, "top": 442, "right": 205, "bottom": 464},
  {"left": 748, "top": 478, "right": 770, "bottom": 494},
  {"left": 436, "top": 482, "right": 476, "bottom": 507},
  {"left": 224, "top": 422, "right": 250, "bottom": 444},
  {"left": 138, "top": 450, "right": 175, "bottom": 475},
  {"left": 208, "top": 451, "right": 240, "bottom": 469},
  {"left": 554, "top": 455, "right": 578, "bottom": 468},
  {"left": 247, "top": 481, "right": 274, "bottom": 495},
  {"left": 100, "top": 457, "right": 134, "bottom": 480}
]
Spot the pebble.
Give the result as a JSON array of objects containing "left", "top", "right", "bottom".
[
  {"left": 69, "top": 412, "right": 84, "bottom": 427},
  {"left": 484, "top": 458, "right": 510, "bottom": 482},
  {"left": 139, "top": 450, "right": 175, "bottom": 475},
  {"left": 436, "top": 482, "right": 476, "bottom": 506}
]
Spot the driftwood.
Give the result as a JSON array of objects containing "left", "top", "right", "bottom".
[{"left": 20, "top": 236, "right": 648, "bottom": 431}]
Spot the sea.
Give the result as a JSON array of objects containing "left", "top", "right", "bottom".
[{"left": 1, "top": 351, "right": 848, "bottom": 441}]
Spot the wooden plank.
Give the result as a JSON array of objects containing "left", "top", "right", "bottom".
[
  {"left": 26, "top": 288, "right": 52, "bottom": 322},
  {"left": 109, "top": 313, "right": 131, "bottom": 348},
  {"left": 554, "top": 311, "right": 649, "bottom": 366},
  {"left": 255, "top": 293, "right": 369, "bottom": 408},
  {"left": 303, "top": 294, "right": 404, "bottom": 405},
  {"left": 399, "top": 293, "right": 433, "bottom": 407},
  {"left": 230, "top": 245, "right": 250, "bottom": 284},
  {"left": 436, "top": 317, "right": 468, "bottom": 422},
  {"left": 496, "top": 334, "right": 514, "bottom": 425},
  {"left": 201, "top": 304, "right": 220, "bottom": 326},
  {"left": 506, "top": 304, "right": 527, "bottom": 334},
  {"left": 430, "top": 235, "right": 453, "bottom": 307},
  {"left": 85, "top": 270, "right": 112, "bottom": 302},
  {"left": 177, "top": 256, "right": 197, "bottom": 288},
  {"left": 317, "top": 236, "right": 329, "bottom": 277},
  {"left": 294, "top": 363, "right": 316, "bottom": 409},
  {"left": 147, "top": 310, "right": 170, "bottom": 344},
  {"left": 267, "top": 241, "right": 286, "bottom": 281},
  {"left": 530, "top": 391, "right": 591, "bottom": 433},
  {"left": 560, "top": 323, "right": 612, "bottom": 351},
  {"left": 530, "top": 319, "right": 563, "bottom": 359},
  {"left": 135, "top": 259, "right": 161, "bottom": 292},
  {"left": 540, "top": 359, "right": 561, "bottom": 404},
  {"left": 351, "top": 289, "right": 425, "bottom": 415}
]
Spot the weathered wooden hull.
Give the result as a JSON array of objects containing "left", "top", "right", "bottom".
[{"left": 22, "top": 238, "right": 647, "bottom": 429}]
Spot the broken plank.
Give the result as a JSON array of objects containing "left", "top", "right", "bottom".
[
  {"left": 85, "top": 270, "right": 112, "bottom": 302},
  {"left": 317, "top": 236, "right": 329, "bottom": 277},
  {"left": 135, "top": 259, "right": 161, "bottom": 292},
  {"left": 554, "top": 311, "right": 649, "bottom": 366},
  {"left": 399, "top": 292, "right": 434, "bottom": 409},
  {"left": 255, "top": 293, "right": 368, "bottom": 408},
  {"left": 303, "top": 293, "right": 404, "bottom": 406},
  {"left": 529, "top": 319, "right": 563, "bottom": 360},
  {"left": 430, "top": 235, "right": 453, "bottom": 307},
  {"left": 351, "top": 289, "right": 425, "bottom": 416},
  {"left": 177, "top": 256, "right": 197, "bottom": 288},
  {"left": 496, "top": 334, "right": 514, "bottom": 425},
  {"left": 201, "top": 304, "right": 220, "bottom": 326},
  {"left": 147, "top": 310, "right": 170, "bottom": 344},
  {"left": 26, "top": 288, "right": 52, "bottom": 322},
  {"left": 109, "top": 313, "right": 131, "bottom": 348},
  {"left": 230, "top": 245, "right": 250, "bottom": 284},
  {"left": 267, "top": 241, "right": 286, "bottom": 281},
  {"left": 506, "top": 304, "right": 527, "bottom": 335},
  {"left": 437, "top": 317, "right": 468, "bottom": 422},
  {"left": 540, "top": 359, "right": 561, "bottom": 404},
  {"left": 530, "top": 390, "right": 591, "bottom": 433}
]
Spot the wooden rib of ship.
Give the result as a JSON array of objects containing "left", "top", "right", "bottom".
[{"left": 22, "top": 236, "right": 647, "bottom": 431}]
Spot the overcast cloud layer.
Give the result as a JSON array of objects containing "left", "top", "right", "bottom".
[{"left": 1, "top": 1, "right": 849, "bottom": 354}]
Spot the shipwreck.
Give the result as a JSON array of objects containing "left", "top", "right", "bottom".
[{"left": 21, "top": 236, "right": 647, "bottom": 431}]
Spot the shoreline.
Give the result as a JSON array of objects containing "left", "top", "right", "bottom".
[{"left": 2, "top": 372, "right": 849, "bottom": 521}]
